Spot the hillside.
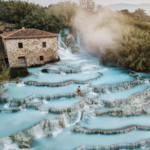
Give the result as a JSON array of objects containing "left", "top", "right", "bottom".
[{"left": 103, "top": 3, "right": 150, "bottom": 14}]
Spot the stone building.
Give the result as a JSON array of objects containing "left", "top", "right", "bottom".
[{"left": 0, "top": 27, "right": 59, "bottom": 67}]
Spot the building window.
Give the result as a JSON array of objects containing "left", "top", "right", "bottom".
[
  {"left": 42, "top": 42, "right": 46, "bottom": 48},
  {"left": 18, "top": 43, "right": 23, "bottom": 48},
  {"left": 4, "top": 58, "right": 9, "bottom": 65},
  {"left": 40, "top": 56, "right": 44, "bottom": 61}
]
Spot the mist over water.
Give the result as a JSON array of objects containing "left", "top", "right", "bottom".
[{"left": 73, "top": 8, "right": 129, "bottom": 55}]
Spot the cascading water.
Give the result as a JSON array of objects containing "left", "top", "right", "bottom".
[
  {"left": 0, "top": 137, "right": 21, "bottom": 150},
  {"left": 3, "top": 102, "right": 10, "bottom": 109},
  {"left": 58, "top": 30, "right": 67, "bottom": 49},
  {"left": 1, "top": 28, "right": 150, "bottom": 150},
  {"left": 77, "top": 29, "right": 80, "bottom": 47},
  {"left": 105, "top": 86, "right": 110, "bottom": 94},
  {"left": 57, "top": 29, "right": 78, "bottom": 60},
  {"left": 71, "top": 36, "right": 77, "bottom": 46},
  {"left": 32, "top": 125, "right": 45, "bottom": 139},
  {"left": 63, "top": 110, "right": 82, "bottom": 128},
  {"left": 45, "top": 120, "right": 62, "bottom": 137}
]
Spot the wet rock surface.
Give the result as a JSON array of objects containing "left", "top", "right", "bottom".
[
  {"left": 73, "top": 125, "right": 150, "bottom": 135},
  {"left": 1, "top": 28, "right": 150, "bottom": 150},
  {"left": 76, "top": 139, "right": 150, "bottom": 150},
  {"left": 93, "top": 79, "right": 141, "bottom": 93},
  {"left": 9, "top": 119, "right": 46, "bottom": 143},
  {"left": 24, "top": 73, "right": 102, "bottom": 87},
  {"left": 96, "top": 87, "right": 150, "bottom": 117},
  {"left": 0, "top": 89, "right": 90, "bottom": 113}
]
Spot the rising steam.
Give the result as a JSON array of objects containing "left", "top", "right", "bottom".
[{"left": 73, "top": 8, "right": 130, "bottom": 55}]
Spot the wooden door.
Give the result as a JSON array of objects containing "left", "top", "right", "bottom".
[{"left": 18, "top": 57, "right": 26, "bottom": 66}]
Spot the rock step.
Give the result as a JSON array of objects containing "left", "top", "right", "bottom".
[
  {"left": 43, "top": 68, "right": 82, "bottom": 74},
  {"left": 0, "top": 89, "right": 91, "bottom": 113},
  {"left": 73, "top": 125, "right": 150, "bottom": 135},
  {"left": 76, "top": 139, "right": 149, "bottom": 150},
  {"left": 24, "top": 73, "right": 102, "bottom": 87},
  {"left": 93, "top": 79, "right": 141, "bottom": 93},
  {"left": 96, "top": 87, "right": 150, "bottom": 117},
  {"left": 37, "top": 97, "right": 97, "bottom": 114}
]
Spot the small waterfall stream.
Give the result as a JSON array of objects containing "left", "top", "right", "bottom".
[
  {"left": 77, "top": 29, "right": 80, "bottom": 47},
  {"left": 57, "top": 29, "right": 78, "bottom": 60}
]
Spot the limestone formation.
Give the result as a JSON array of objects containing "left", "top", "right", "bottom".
[
  {"left": 93, "top": 79, "right": 141, "bottom": 93},
  {"left": 65, "top": 33, "right": 73, "bottom": 47},
  {"left": 24, "top": 73, "right": 103, "bottom": 87},
  {"left": 73, "top": 125, "right": 150, "bottom": 135},
  {"left": 76, "top": 139, "right": 150, "bottom": 150},
  {"left": 95, "top": 87, "right": 150, "bottom": 117},
  {"left": 71, "top": 46, "right": 79, "bottom": 53},
  {"left": 9, "top": 119, "right": 46, "bottom": 143}
]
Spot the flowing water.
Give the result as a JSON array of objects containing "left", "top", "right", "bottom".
[{"left": 0, "top": 29, "right": 150, "bottom": 150}]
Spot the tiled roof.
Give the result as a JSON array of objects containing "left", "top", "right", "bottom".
[{"left": 0, "top": 28, "right": 58, "bottom": 39}]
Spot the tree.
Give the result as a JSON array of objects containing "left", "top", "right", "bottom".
[
  {"left": 0, "top": 0, "right": 78, "bottom": 30},
  {"left": 135, "top": 9, "right": 146, "bottom": 18},
  {"left": 119, "top": 8, "right": 150, "bottom": 22},
  {"left": 0, "top": 0, "right": 42, "bottom": 25},
  {"left": 0, "top": 58, "right": 10, "bottom": 97},
  {"left": 120, "top": 9, "right": 130, "bottom": 16},
  {"left": 47, "top": 1, "right": 78, "bottom": 28},
  {"left": 21, "top": 9, "right": 61, "bottom": 33},
  {"left": 79, "top": 0, "right": 95, "bottom": 12},
  {"left": 96, "top": 5, "right": 102, "bottom": 12},
  {"left": 101, "top": 18, "right": 150, "bottom": 72}
]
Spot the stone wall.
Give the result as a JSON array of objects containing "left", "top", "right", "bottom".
[{"left": 4, "top": 37, "right": 59, "bottom": 67}]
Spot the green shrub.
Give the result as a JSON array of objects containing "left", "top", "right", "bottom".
[{"left": 10, "top": 67, "right": 29, "bottom": 79}]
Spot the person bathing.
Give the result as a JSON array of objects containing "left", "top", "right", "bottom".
[{"left": 77, "top": 86, "right": 81, "bottom": 96}]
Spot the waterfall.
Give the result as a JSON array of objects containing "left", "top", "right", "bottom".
[
  {"left": 1, "top": 137, "right": 21, "bottom": 150},
  {"left": 17, "top": 82, "right": 25, "bottom": 87},
  {"left": 57, "top": 30, "right": 62, "bottom": 48},
  {"left": 58, "top": 29, "right": 78, "bottom": 60},
  {"left": 83, "top": 103, "right": 90, "bottom": 111},
  {"left": 76, "top": 110, "right": 81, "bottom": 123},
  {"left": 3, "top": 102, "right": 10, "bottom": 109},
  {"left": 117, "top": 84, "right": 124, "bottom": 91},
  {"left": 144, "top": 79, "right": 150, "bottom": 84},
  {"left": 125, "top": 83, "right": 130, "bottom": 89},
  {"left": 77, "top": 29, "right": 80, "bottom": 46},
  {"left": 89, "top": 88, "right": 98, "bottom": 96},
  {"left": 45, "top": 120, "right": 62, "bottom": 137},
  {"left": 33, "top": 96, "right": 38, "bottom": 102},
  {"left": 60, "top": 71, "right": 66, "bottom": 75},
  {"left": 43, "top": 98, "right": 48, "bottom": 104},
  {"left": 63, "top": 110, "right": 82, "bottom": 127},
  {"left": 71, "top": 36, "right": 77, "bottom": 45},
  {"left": 97, "top": 102, "right": 103, "bottom": 109},
  {"left": 48, "top": 120, "right": 62, "bottom": 137},
  {"left": 63, "top": 114, "right": 70, "bottom": 127},
  {"left": 32, "top": 124, "right": 45, "bottom": 139},
  {"left": 58, "top": 30, "right": 67, "bottom": 49},
  {"left": 49, "top": 120, "right": 60, "bottom": 131},
  {"left": 105, "top": 86, "right": 110, "bottom": 94},
  {"left": 38, "top": 107, "right": 49, "bottom": 113}
]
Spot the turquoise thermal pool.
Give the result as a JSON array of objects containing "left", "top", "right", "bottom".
[{"left": 1, "top": 29, "right": 150, "bottom": 150}]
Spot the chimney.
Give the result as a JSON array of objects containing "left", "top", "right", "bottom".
[{"left": 22, "top": 26, "right": 25, "bottom": 30}]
